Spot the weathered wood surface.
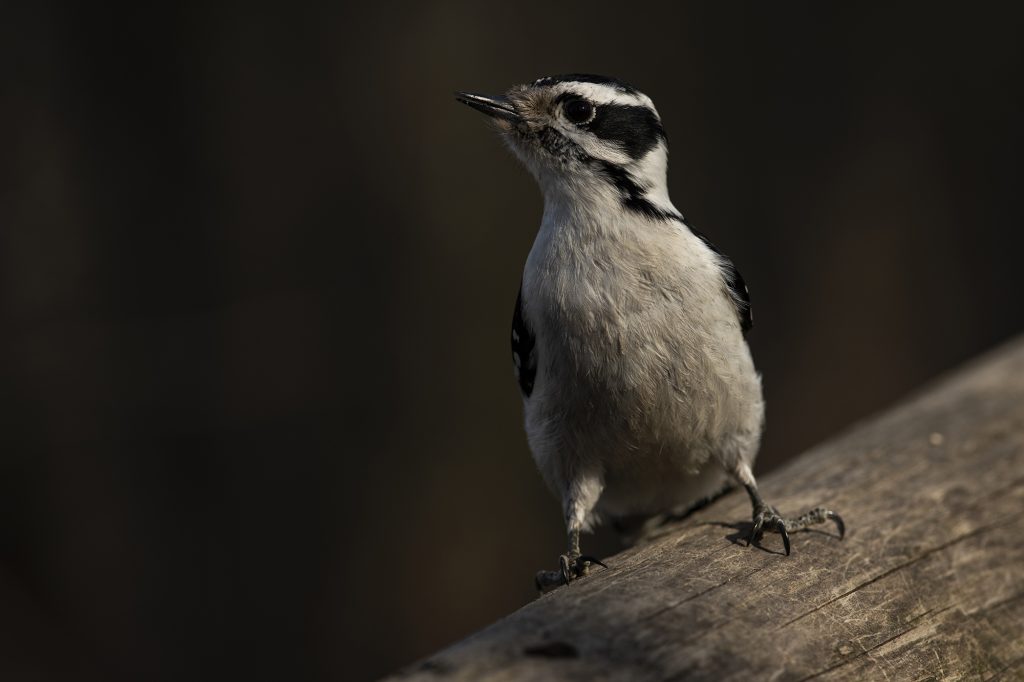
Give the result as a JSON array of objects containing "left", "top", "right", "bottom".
[{"left": 386, "top": 337, "right": 1024, "bottom": 681}]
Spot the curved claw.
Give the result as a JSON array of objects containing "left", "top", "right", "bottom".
[
  {"left": 749, "top": 506, "right": 792, "bottom": 554},
  {"left": 828, "top": 510, "right": 846, "bottom": 539},
  {"left": 746, "top": 503, "right": 843, "bottom": 556},
  {"left": 748, "top": 516, "right": 765, "bottom": 546},
  {"left": 558, "top": 555, "right": 572, "bottom": 586},
  {"left": 779, "top": 522, "right": 791, "bottom": 556},
  {"left": 536, "top": 554, "right": 606, "bottom": 592}
]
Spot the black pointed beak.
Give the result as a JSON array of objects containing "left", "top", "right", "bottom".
[{"left": 455, "top": 91, "right": 522, "bottom": 124}]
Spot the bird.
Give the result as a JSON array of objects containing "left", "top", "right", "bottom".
[{"left": 456, "top": 74, "right": 843, "bottom": 591}]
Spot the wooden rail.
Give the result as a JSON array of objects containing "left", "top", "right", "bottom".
[{"left": 386, "top": 338, "right": 1024, "bottom": 681}]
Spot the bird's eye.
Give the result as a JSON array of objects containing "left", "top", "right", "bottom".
[{"left": 563, "top": 98, "right": 595, "bottom": 124}]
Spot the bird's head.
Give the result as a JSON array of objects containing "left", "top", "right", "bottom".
[{"left": 457, "top": 74, "right": 678, "bottom": 220}]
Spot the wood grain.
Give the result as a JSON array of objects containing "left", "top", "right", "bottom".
[{"left": 385, "top": 338, "right": 1024, "bottom": 681}]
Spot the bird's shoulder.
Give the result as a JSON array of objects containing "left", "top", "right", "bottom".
[{"left": 683, "top": 223, "right": 753, "bottom": 333}]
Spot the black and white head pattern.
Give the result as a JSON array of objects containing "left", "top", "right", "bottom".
[
  {"left": 527, "top": 74, "right": 665, "bottom": 165},
  {"left": 501, "top": 74, "right": 679, "bottom": 222},
  {"left": 501, "top": 74, "right": 752, "bottom": 335}
]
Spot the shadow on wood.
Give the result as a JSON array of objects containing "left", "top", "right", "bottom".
[{"left": 386, "top": 338, "right": 1024, "bottom": 681}]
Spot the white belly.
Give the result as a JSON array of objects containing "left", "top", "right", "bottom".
[{"left": 520, "top": 218, "right": 764, "bottom": 518}]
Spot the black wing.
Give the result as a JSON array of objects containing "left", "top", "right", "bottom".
[
  {"left": 688, "top": 226, "right": 753, "bottom": 333},
  {"left": 511, "top": 286, "right": 537, "bottom": 397}
]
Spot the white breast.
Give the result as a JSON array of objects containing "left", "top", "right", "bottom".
[{"left": 519, "top": 202, "right": 764, "bottom": 517}]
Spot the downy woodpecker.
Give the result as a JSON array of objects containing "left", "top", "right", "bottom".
[{"left": 457, "top": 74, "right": 843, "bottom": 591}]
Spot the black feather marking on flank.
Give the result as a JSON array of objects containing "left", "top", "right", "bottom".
[
  {"left": 533, "top": 73, "right": 639, "bottom": 94},
  {"left": 594, "top": 161, "right": 681, "bottom": 222},
  {"left": 687, "top": 226, "right": 753, "bottom": 333},
  {"left": 512, "top": 285, "right": 537, "bottom": 397}
]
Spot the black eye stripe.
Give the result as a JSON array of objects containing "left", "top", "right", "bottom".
[
  {"left": 551, "top": 94, "right": 665, "bottom": 160},
  {"left": 586, "top": 104, "right": 665, "bottom": 160}
]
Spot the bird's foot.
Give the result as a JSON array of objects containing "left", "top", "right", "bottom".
[
  {"left": 535, "top": 553, "right": 607, "bottom": 592},
  {"left": 748, "top": 504, "right": 845, "bottom": 555}
]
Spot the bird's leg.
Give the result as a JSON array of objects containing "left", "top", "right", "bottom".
[
  {"left": 535, "top": 475, "right": 606, "bottom": 592},
  {"left": 734, "top": 463, "right": 844, "bottom": 555},
  {"left": 534, "top": 527, "right": 606, "bottom": 592}
]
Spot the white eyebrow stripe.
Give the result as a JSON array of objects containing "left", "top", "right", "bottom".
[{"left": 548, "top": 82, "right": 657, "bottom": 113}]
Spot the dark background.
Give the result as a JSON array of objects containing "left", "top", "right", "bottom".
[{"left": 2, "top": 3, "right": 1023, "bottom": 680}]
